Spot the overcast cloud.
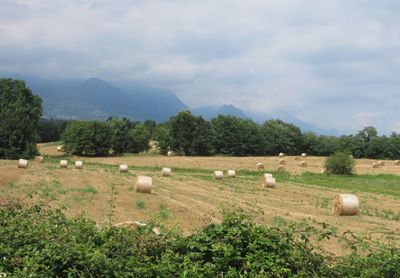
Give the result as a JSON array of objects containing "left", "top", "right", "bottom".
[{"left": 1, "top": 0, "right": 399, "bottom": 133}]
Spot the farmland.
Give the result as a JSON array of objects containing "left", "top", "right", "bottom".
[{"left": 1, "top": 143, "right": 400, "bottom": 255}]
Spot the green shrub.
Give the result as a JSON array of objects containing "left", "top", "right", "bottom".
[{"left": 324, "top": 151, "right": 355, "bottom": 175}]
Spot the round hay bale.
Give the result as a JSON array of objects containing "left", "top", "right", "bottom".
[
  {"left": 135, "top": 176, "right": 152, "bottom": 194},
  {"left": 161, "top": 167, "right": 172, "bottom": 177},
  {"left": 213, "top": 170, "right": 224, "bottom": 180},
  {"left": 261, "top": 175, "right": 276, "bottom": 188},
  {"left": 60, "top": 160, "right": 68, "bottom": 168},
  {"left": 263, "top": 173, "right": 273, "bottom": 178},
  {"left": 279, "top": 152, "right": 285, "bottom": 157},
  {"left": 299, "top": 161, "right": 307, "bottom": 167},
  {"left": 75, "top": 161, "right": 83, "bottom": 169},
  {"left": 57, "top": 145, "right": 63, "bottom": 152},
  {"left": 348, "top": 155, "right": 354, "bottom": 158},
  {"left": 378, "top": 161, "right": 385, "bottom": 167},
  {"left": 119, "top": 164, "right": 128, "bottom": 173},
  {"left": 227, "top": 169, "right": 236, "bottom": 177},
  {"left": 256, "top": 163, "right": 265, "bottom": 170},
  {"left": 18, "top": 159, "right": 28, "bottom": 169},
  {"left": 167, "top": 151, "right": 175, "bottom": 157},
  {"left": 395, "top": 160, "right": 400, "bottom": 166},
  {"left": 278, "top": 158, "right": 286, "bottom": 165},
  {"left": 332, "top": 193, "right": 359, "bottom": 216},
  {"left": 277, "top": 165, "right": 285, "bottom": 172},
  {"left": 301, "top": 153, "right": 307, "bottom": 158},
  {"left": 35, "top": 156, "right": 44, "bottom": 163},
  {"left": 372, "top": 162, "right": 379, "bottom": 169}
]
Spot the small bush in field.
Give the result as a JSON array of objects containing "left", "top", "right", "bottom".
[{"left": 325, "top": 151, "right": 355, "bottom": 175}]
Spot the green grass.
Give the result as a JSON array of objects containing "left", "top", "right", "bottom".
[
  {"left": 288, "top": 172, "right": 400, "bottom": 197},
  {"left": 136, "top": 199, "right": 146, "bottom": 209}
]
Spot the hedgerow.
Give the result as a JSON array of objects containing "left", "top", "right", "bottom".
[{"left": 0, "top": 203, "right": 399, "bottom": 277}]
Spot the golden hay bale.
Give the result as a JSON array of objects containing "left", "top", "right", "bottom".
[
  {"left": 301, "top": 153, "right": 307, "bottom": 158},
  {"left": 372, "top": 162, "right": 379, "bottom": 168},
  {"left": 227, "top": 169, "right": 236, "bottom": 177},
  {"left": 256, "top": 163, "right": 265, "bottom": 170},
  {"left": 57, "top": 145, "right": 63, "bottom": 152},
  {"left": 18, "top": 159, "right": 28, "bottom": 169},
  {"left": 299, "top": 161, "right": 307, "bottom": 167},
  {"left": 348, "top": 155, "right": 354, "bottom": 158},
  {"left": 119, "top": 164, "right": 128, "bottom": 173},
  {"left": 75, "top": 161, "right": 83, "bottom": 169},
  {"left": 35, "top": 156, "right": 44, "bottom": 163},
  {"left": 294, "top": 156, "right": 300, "bottom": 161},
  {"left": 378, "top": 161, "right": 385, "bottom": 167},
  {"left": 261, "top": 174, "right": 276, "bottom": 188},
  {"left": 395, "top": 160, "right": 400, "bottom": 165},
  {"left": 161, "top": 167, "right": 172, "bottom": 177},
  {"left": 167, "top": 151, "right": 175, "bottom": 157},
  {"left": 278, "top": 158, "right": 286, "bottom": 165},
  {"left": 213, "top": 170, "right": 224, "bottom": 180},
  {"left": 277, "top": 165, "right": 285, "bottom": 172},
  {"left": 60, "top": 160, "right": 68, "bottom": 168},
  {"left": 135, "top": 176, "right": 152, "bottom": 194},
  {"left": 332, "top": 193, "right": 359, "bottom": 216},
  {"left": 279, "top": 152, "right": 285, "bottom": 157}
]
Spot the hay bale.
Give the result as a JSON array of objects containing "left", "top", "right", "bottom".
[
  {"left": 279, "top": 152, "right": 285, "bottom": 157},
  {"left": 167, "top": 151, "right": 175, "bottom": 157},
  {"left": 295, "top": 156, "right": 300, "bottom": 161},
  {"left": 378, "top": 161, "right": 385, "bottom": 167},
  {"left": 256, "top": 163, "right": 265, "bottom": 170},
  {"left": 372, "top": 162, "right": 379, "bottom": 169},
  {"left": 18, "top": 159, "right": 28, "bottom": 169},
  {"left": 161, "top": 167, "right": 172, "bottom": 177},
  {"left": 60, "top": 160, "right": 68, "bottom": 168},
  {"left": 57, "top": 145, "right": 63, "bottom": 152},
  {"left": 301, "top": 153, "right": 307, "bottom": 158},
  {"left": 299, "top": 161, "right": 307, "bottom": 167},
  {"left": 135, "top": 176, "right": 152, "bottom": 194},
  {"left": 332, "top": 193, "right": 359, "bottom": 216},
  {"left": 278, "top": 158, "right": 286, "bottom": 165},
  {"left": 395, "top": 160, "right": 400, "bottom": 165},
  {"left": 119, "top": 164, "right": 128, "bottom": 173},
  {"left": 277, "top": 165, "right": 285, "bottom": 172},
  {"left": 227, "top": 170, "right": 236, "bottom": 177},
  {"left": 261, "top": 174, "right": 276, "bottom": 188},
  {"left": 213, "top": 170, "right": 224, "bottom": 180},
  {"left": 35, "top": 156, "right": 44, "bottom": 163},
  {"left": 349, "top": 155, "right": 354, "bottom": 158},
  {"left": 75, "top": 161, "right": 83, "bottom": 169}
]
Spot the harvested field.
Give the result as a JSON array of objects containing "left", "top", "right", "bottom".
[{"left": 0, "top": 143, "right": 399, "bottom": 255}]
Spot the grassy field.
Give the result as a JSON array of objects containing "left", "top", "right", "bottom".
[{"left": 1, "top": 143, "right": 400, "bottom": 254}]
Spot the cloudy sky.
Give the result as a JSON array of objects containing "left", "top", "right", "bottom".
[{"left": 1, "top": 0, "right": 399, "bottom": 134}]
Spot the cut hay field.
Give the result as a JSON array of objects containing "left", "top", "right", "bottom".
[{"left": 1, "top": 143, "right": 400, "bottom": 254}]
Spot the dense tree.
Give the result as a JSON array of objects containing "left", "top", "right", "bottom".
[
  {"left": 128, "top": 124, "right": 150, "bottom": 153},
  {"left": 191, "top": 117, "right": 213, "bottom": 155},
  {"left": 260, "top": 120, "right": 303, "bottom": 155},
  {"left": 106, "top": 117, "right": 132, "bottom": 154},
  {"left": 0, "top": 79, "right": 42, "bottom": 159},
  {"left": 62, "top": 121, "right": 111, "bottom": 156},
  {"left": 143, "top": 119, "right": 157, "bottom": 138},
  {"left": 153, "top": 124, "right": 173, "bottom": 155},
  {"left": 37, "top": 119, "right": 68, "bottom": 143}
]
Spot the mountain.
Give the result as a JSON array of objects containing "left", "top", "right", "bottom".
[
  {"left": 192, "top": 104, "right": 247, "bottom": 120},
  {"left": 3, "top": 74, "right": 187, "bottom": 121}
]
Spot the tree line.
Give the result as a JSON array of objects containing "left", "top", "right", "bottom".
[
  {"left": 59, "top": 110, "right": 400, "bottom": 159},
  {"left": 1, "top": 78, "right": 399, "bottom": 159}
]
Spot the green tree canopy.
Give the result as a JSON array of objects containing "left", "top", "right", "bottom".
[{"left": 0, "top": 78, "right": 42, "bottom": 159}]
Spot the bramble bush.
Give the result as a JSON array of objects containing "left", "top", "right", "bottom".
[
  {"left": 0, "top": 203, "right": 399, "bottom": 277},
  {"left": 325, "top": 151, "right": 355, "bottom": 175}
]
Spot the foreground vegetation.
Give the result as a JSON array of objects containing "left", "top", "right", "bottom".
[{"left": 0, "top": 203, "right": 398, "bottom": 277}]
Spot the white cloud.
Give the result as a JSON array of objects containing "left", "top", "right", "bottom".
[{"left": 1, "top": 0, "right": 400, "bottom": 133}]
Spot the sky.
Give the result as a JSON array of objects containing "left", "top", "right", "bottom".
[{"left": 1, "top": 0, "right": 399, "bottom": 134}]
